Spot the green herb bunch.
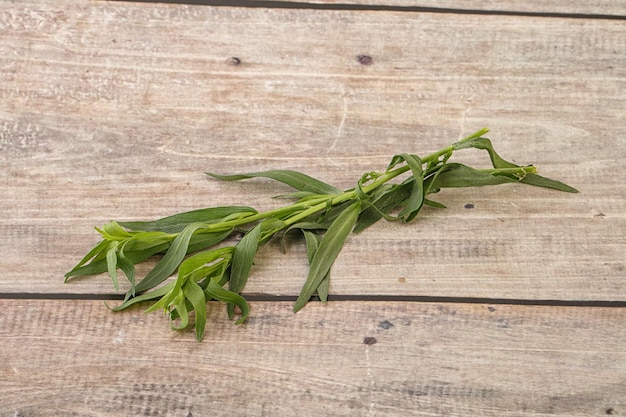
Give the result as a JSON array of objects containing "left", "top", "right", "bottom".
[{"left": 66, "top": 129, "right": 577, "bottom": 340}]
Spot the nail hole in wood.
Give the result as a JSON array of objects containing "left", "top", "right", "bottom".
[
  {"left": 357, "top": 54, "right": 373, "bottom": 65},
  {"left": 363, "top": 336, "right": 377, "bottom": 345}
]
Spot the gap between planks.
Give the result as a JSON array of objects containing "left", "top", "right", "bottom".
[
  {"left": 1, "top": 292, "right": 625, "bottom": 307},
  {"left": 114, "top": 0, "right": 626, "bottom": 20}
]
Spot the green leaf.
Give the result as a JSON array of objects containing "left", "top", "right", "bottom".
[
  {"left": 229, "top": 222, "right": 262, "bottom": 295},
  {"left": 170, "top": 297, "right": 189, "bottom": 331},
  {"left": 303, "top": 229, "right": 320, "bottom": 262},
  {"left": 122, "top": 231, "right": 173, "bottom": 252},
  {"left": 314, "top": 200, "right": 355, "bottom": 228},
  {"left": 108, "top": 281, "right": 176, "bottom": 311},
  {"left": 206, "top": 169, "right": 341, "bottom": 195},
  {"left": 259, "top": 218, "right": 287, "bottom": 243},
  {"left": 144, "top": 286, "right": 183, "bottom": 314},
  {"left": 183, "top": 280, "right": 207, "bottom": 341},
  {"left": 117, "top": 244, "right": 137, "bottom": 296},
  {"left": 143, "top": 248, "right": 217, "bottom": 331},
  {"left": 101, "top": 221, "right": 133, "bottom": 240},
  {"left": 424, "top": 199, "right": 447, "bottom": 209},
  {"left": 387, "top": 153, "right": 424, "bottom": 222},
  {"left": 133, "top": 223, "right": 207, "bottom": 295},
  {"left": 303, "top": 230, "right": 329, "bottom": 302},
  {"left": 65, "top": 242, "right": 171, "bottom": 278},
  {"left": 293, "top": 201, "right": 360, "bottom": 312},
  {"left": 281, "top": 221, "right": 326, "bottom": 253},
  {"left": 205, "top": 280, "right": 250, "bottom": 325},
  {"left": 429, "top": 163, "right": 515, "bottom": 189},
  {"left": 186, "top": 228, "right": 235, "bottom": 252},
  {"left": 65, "top": 239, "right": 110, "bottom": 280},
  {"left": 353, "top": 182, "right": 413, "bottom": 233},
  {"left": 81, "top": 232, "right": 233, "bottom": 298},
  {"left": 161, "top": 248, "right": 233, "bottom": 316},
  {"left": 118, "top": 206, "right": 257, "bottom": 234},
  {"left": 226, "top": 221, "right": 262, "bottom": 318},
  {"left": 67, "top": 228, "right": 235, "bottom": 280},
  {"left": 453, "top": 136, "right": 517, "bottom": 169},
  {"left": 518, "top": 173, "right": 579, "bottom": 193},
  {"left": 451, "top": 137, "right": 578, "bottom": 193},
  {"left": 177, "top": 246, "right": 234, "bottom": 283},
  {"left": 106, "top": 242, "right": 120, "bottom": 291}
]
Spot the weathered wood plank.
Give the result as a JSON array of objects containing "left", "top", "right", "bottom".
[
  {"left": 1, "top": 299, "right": 624, "bottom": 416},
  {"left": 0, "top": 1, "right": 624, "bottom": 299},
  {"left": 234, "top": 0, "right": 626, "bottom": 16}
]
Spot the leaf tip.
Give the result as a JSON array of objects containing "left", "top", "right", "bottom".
[{"left": 292, "top": 299, "right": 307, "bottom": 313}]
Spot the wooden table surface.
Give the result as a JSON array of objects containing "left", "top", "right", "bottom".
[{"left": 1, "top": 1, "right": 625, "bottom": 416}]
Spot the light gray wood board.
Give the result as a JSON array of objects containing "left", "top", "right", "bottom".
[
  {"left": 1, "top": 299, "right": 624, "bottom": 417},
  {"left": 1, "top": 1, "right": 624, "bottom": 298},
  {"left": 235, "top": 0, "right": 626, "bottom": 15}
]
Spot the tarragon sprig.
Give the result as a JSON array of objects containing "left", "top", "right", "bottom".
[{"left": 65, "top": 129, "right": 577, "bottom": 341}]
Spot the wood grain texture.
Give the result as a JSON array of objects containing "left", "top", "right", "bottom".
[
  {"left": 1, "top": 1, "right": 625, "bottom": 301},
  {"left": 233, "top": 0, "right": 626, "bottom": 16},
  {"left": 1, "top": 299, "right": 624, "bottom": 416},
  {"left": 1, "top": 3, "right": 624, "bottom": 415}
]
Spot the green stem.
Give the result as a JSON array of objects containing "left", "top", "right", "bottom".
[
  {"left": 164, "top": 129, "right": 501, "bottom": 238},
  {"left": 187, "top": 131, "right": 506, "bottom": 235},
  {"left": 477, "top": 166, "right": 536, "bottom": 175}
]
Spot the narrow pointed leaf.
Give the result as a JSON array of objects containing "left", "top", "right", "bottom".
[
  {"left": 108, "top": 281, "right": 176, "bottom": 311},
  {"left": 186, "top": 228, "right": 235, "bottom": 253},
  {"left": 105, "top": 242, "right": 119, "bottom": 291},
  {"left": 102, "top": 221, "right": 133, "bottom": 239},
  {"left": 353, "top": 182, "right": 413, "bottom": 233},
  {"left": 424, "top": 199, "right": 447, "bottom": 208},
  {"left": 519, "top": 173, "right": 579, "bottom": 193},
  {"left": 207, "top": 169, "right": 341, "bottom": 195},
  {"left": 205, "top": 279, "right": 250, "bottom": 325},
  {"left": 118, "top": 206, "right": 257, "bottom": 234},
  {"left": 294, "top": 202, "right": 360, "bottom": 312},
  {"left": 65, "top": 242, "right": 171, "bottom": 278},
  {"left": 117, "top": 245, "right": 137, "bottom": 296},
  {"left": 281, "top": 221, "right": 326, "bottom": 253},
  {"left": 65, "top": 239, "right": 110, "bottom": 280},
  {"left": 431, "top": 163, "right": 515, "bottom": 188},
  {"left": 303, "top": 230, "right": 320, "bottom": 263},
  {"left": 453, "top": 137, "right": 518, "bottom": 169},
  {"left": 133, "top": 223, "right": 207, "bottom": 294},
  {"left": 177, "top": 246, "right": 234, "bottom": 283},
  {"left": 170, "top": 297, "right": 189, "bottom": 331},
  {"left": 144, "top": 287, "right": 184, "bottom": 314},
  {"left": 183, "top": 280, "right": 207, "bottom": 341},
  {"left": 229, "top": 222, "right": 262, "bottom": 295},
  {"left": 303, "top": 230, "right": 329, "bottom": 302},
  {"left": 226, "top": 221, "right": 262, "bottom": 318},
  {"left": 386, "top": 153, "right": 425, "bottom": 222},
  {"left": 67, "top": 228, "right": 233, "bottom": 280}
]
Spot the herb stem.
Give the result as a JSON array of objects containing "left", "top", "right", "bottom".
[
  {"left": 197, "top": 140, "right": 529, "bottom": 233},
  {"left": 477, "top": 166, "right": 537, "bottom": 175},
  {"left": 66, "top": 128, "right": 578, "bottom": 341}
]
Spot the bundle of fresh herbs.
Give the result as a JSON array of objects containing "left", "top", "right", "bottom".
[{"left": 66, "top": 129, "right": 577, "bottom": 340}]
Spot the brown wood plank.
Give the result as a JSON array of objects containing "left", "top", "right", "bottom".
[
  {"left": 235, "top": 0, "right": 626, "bottom": 16},
  {"left": 1, "top": 1, "right": 624, "bottom": 299},
  {"left": 1, "top": 299, "right": 624, "bottom": 416}
]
